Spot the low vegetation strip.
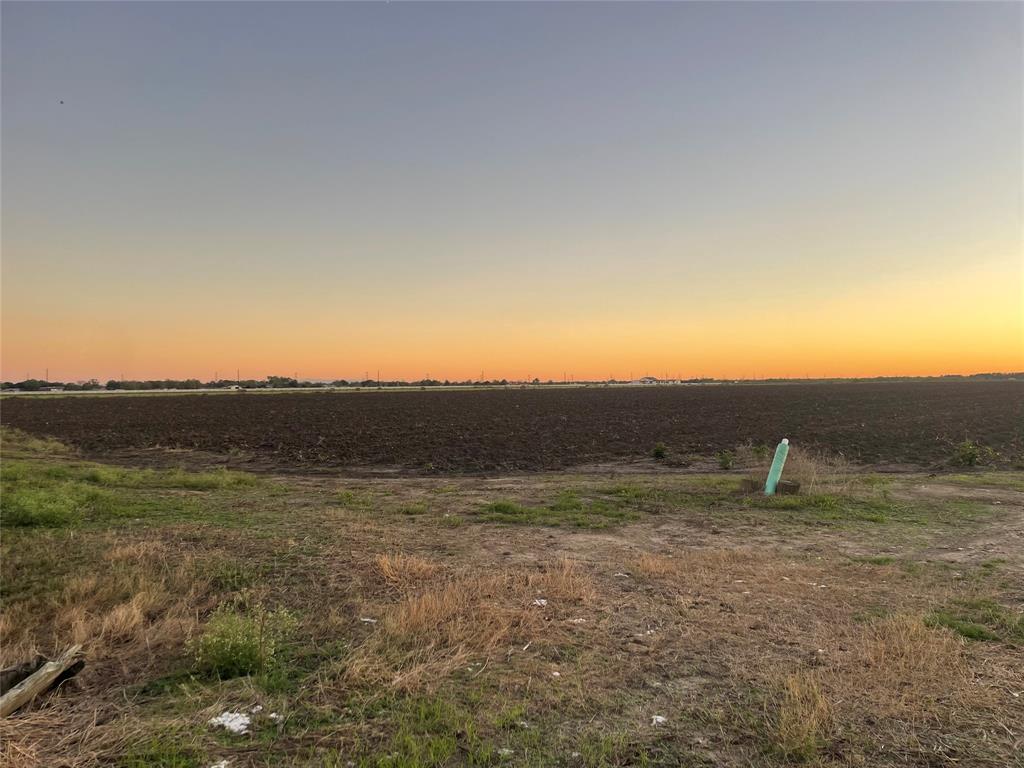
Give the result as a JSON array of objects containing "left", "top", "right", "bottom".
[{"left": 1, "top": 430, "right": 1021, "bottom": 766}]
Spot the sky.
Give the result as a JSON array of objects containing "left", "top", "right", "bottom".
[{"left": 2, "top": 1, "right": 1021, "bottom": 382}]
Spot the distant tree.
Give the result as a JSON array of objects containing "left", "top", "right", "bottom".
[
  {"left": 267, "top": 376, "right": 298, "bottom": 388},
  {"left": 12, "top": 379, "right": 48, "bottom": 391}
]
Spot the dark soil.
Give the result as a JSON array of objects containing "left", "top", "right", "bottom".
[{"left": 2, "top": 382, "right": 1020, "bottom": 473}]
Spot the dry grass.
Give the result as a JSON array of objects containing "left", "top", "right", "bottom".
[
  {"left": 738, "top": 443, "right": 857, "bottom": 493},
  {"left": 774, "top": 671, "right": 832, "bottom": 760},
  {"left": 0, "top": 534, "right": 215, "bottom": 768},
  {"left": 766, "top": 615, "right": 994, "bottom": 764},
  {"left": 635, "top": 547, "right": 769, "bottom": 584},
  {"left": 345, "top": 558, "right": 593, "bottom": 691},
  {"left": 374, "top": 552, "right": 441, "bottom": 588},
  {"left": 1, "top": 538, "right": 210, "bottom": 669},
  {"left": 845, "top": 614, "right": 971, "bottom": 717}
]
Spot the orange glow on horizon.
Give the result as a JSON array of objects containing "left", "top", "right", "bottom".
[{"left": 3, "top": 254, "right": 1020, "bottom": 383}]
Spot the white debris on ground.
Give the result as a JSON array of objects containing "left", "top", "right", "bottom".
[
  {"left": 269, "top": 712, "right": 283, "bottom": 722},
  {"left": 569, "top": 617, "right": 587, "bottom": 624},
  {"left": 250, "top": 705, "right": 263, "bottom": 714},
  {"left": 531, "top": 598, "right": 547, "bottom": 607},
  {"left": 360, "top": 617, "right": 378, "bottom": 624},
  {"left": 651, "top": 715, "right": 667, "bottom": 726},
  {"left": 613, "top": 572, "right": 630, "bottom": 578},
  {"left": 209, "top": 711, "right": 251, "bottom": 734},
  {"left": 208, "top": 761, "right": 230, "bottom": 768},
  {"left": 551, "top": 671, "right": 561, "bottom": 677},
  {"left": 498, "top": 748, "right": 514, "bottom": 757}
]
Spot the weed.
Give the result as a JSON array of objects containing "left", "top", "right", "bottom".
[
  {"left": 716, "top": 450, "right": 736, "bottom": 470},
  {"left": 190, "top": 604, "right": 297, "bottom": 679},
  {"left": 951, "top": 440, "right": 997, "bottom": 467},
  {"left": 651, "top": 443, "right": 667, "bottom": 460}
]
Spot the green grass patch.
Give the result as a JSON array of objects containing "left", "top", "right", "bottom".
[
  {"left": 752, "top": 492, "right": 989, "bottom": 528},
  {"left": 576, "top": 731, "right": 650, "bottom": 768},
  {"left": 852, "top": 555, "right": 896, "bottom": 566},
  {"left": 1, "top": 482, "right": 146, "bottom": 527},
  {"left": 357, "top": 696, "right": 499, "bottom": 768},
  {"left": 478, "top": 490, "right": 639, "bottom": 528},
  {"left": 1, "top": 457, "right": 268, "bottom": 529},
  {"left": 945, "top": 472, "right": 1024, "bottom": 492},
  {"left": 396, "top": 503, "right": 429, "bottom": 516},
  {"left": 118, "top": 737, "right": 200, "bottom": 768},
  {"left": 1, "top": 458, "right": 255, "bottom": 491},
  {"left": 209, "top": 558, "right": 264, "bottom": 591},
  {"left": 336, "top": 489, "right": 376, "bottom": 509},
  {"left": 927, "top": 598, "right": 1024, "bottom": 642}
]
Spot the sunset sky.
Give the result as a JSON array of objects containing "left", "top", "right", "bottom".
[{"left": 2, "top": 1, "right": 1021, "bottom": 382}]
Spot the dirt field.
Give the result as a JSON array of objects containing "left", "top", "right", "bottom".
[
  {"left": 1, "top": 381, "right": 1020, "bottom": 472},
  {"left": 1, "top": 426, "right": 1022, "bottom": 768}
]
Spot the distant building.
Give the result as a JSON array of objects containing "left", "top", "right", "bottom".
[{"left": 637, "top": 376, "right": 659, "bottom": 385}]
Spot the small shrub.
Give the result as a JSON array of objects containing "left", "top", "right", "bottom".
[
  {"left": 716, "top": 450, "right": 736, "bottom": 470},
  {"left": 190, "top": 605, "right": 296, "bottom": 679},
  {"left": 951, "top": 440, "right": 997, "bottom": 467},
  {"left": 651, "top": 443, "right": 668, "bottom": 460}
]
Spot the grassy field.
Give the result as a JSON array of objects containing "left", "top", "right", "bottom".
[{"left": 1, "top": 428, "right": 1022, "bottom": 767}]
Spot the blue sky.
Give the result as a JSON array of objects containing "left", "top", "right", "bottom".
[{"left": 2, "top": 2, "right": 1021, "bottom": 380}]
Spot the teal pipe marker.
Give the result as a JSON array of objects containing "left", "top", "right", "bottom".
[{"left": 764, "top": 438, "right": 790, "bottom": 495}]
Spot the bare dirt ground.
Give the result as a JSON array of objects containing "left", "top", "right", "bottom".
[
  {"left": 2, "top": 381, "right": 1020, "bottom": 472},
  {"left": 1, "top": 430, "right": 1022, "bottom": 767}
]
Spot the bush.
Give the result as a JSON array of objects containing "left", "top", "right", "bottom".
[
  {"left": 951, "top": 440, "right": 997, "bottom": 467},
  {"left": 716, "top": 450, "right": 736, "bottom": 470},
  {"left": 651, "top": 443, "right": 668, "bottom": 460},
  {"left": 190, "top": 605, "right": 296, "bottom": 679}
]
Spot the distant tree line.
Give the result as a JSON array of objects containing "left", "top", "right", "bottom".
[{"left": 1, "top": 371, "right": 1019, "bottom": 392}]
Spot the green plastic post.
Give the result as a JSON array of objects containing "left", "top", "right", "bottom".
[{"left": 764, "top": 438, "right": 790, "bottom": 495}]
